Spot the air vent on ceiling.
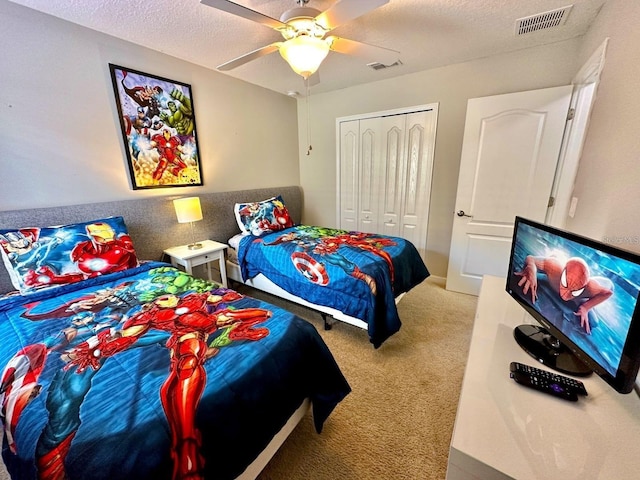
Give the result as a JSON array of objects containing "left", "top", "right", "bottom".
[
  {"left": 515, "top": 5, "right": 573, "bottom": 35},
  {"left": 367, "top": 60, "right": 403, "bottom": 71}
]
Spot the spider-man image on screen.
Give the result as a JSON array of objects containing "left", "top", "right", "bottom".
[{"left": 508, "top": 221, "right": 640, "bottom": 379}]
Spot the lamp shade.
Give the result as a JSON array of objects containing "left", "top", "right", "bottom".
[
  {"left": 173, "top": 197, "right": 203, "bottom": 224},
  {"left": 279, "top": 36, "right": 330, "bottom": 79}
]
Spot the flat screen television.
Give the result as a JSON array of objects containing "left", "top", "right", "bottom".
[{"left": 506, "top": 216, "right": 640, "bottom": 394}]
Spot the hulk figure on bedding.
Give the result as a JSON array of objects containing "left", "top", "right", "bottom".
[
  {"left": 1, "top": 267, "right": 264, "bottom": 480},
  {"left": 137, "top": 266, "right": 217, "bottom": 302}
]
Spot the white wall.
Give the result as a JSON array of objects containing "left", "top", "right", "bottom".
[
  {"left": 567, "top": 0, "right": 640, "bottom": 253},
  {"left": 0, "top": 1, "right": 299, "bottom": 211},
  {"left": 297, "top": 40, "right": 581, "bottom": 278}
]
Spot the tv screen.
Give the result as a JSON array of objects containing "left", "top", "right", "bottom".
[{"left": 506, "top": 217, "right": 640, "bottom": 394}]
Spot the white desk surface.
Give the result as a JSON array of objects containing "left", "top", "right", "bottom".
[{"left": 448, "top": 275, "right": 640, "bottom": 480}]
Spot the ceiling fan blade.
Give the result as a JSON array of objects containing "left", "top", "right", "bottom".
[
  {"left": 200, "top": 0, "right": 287, "bottom": 30},
  {"left": 217, "top": 43, "right": 282, "bottom": 71},
  {"left": 327, "top": 36, "right": 399, "bottom": 65},
  {"left": 315, "top": 0, "right": 389, "bottom": 31}
]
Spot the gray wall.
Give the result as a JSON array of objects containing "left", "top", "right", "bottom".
[
  {"left": 0, "top": 1, "right": 300, "bottom": 211},
  {"left": 0, "top": 186, "right": 303, "bottom": 295}
]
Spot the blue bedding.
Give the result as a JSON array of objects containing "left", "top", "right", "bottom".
[
  {"left": 237, "top": 225, "right": 430, "bottom": 348},
  {"left": 0, "top": 262, "right": 350, "bottom": 480}
]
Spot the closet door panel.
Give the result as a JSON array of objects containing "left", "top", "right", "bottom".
[
  {"left": 339, "top": 120, "right": 359, "bottom": 230},
  {"left": 400, "top": 122, "right": 424, "bottom": 239},
  {"left": 399, "top": 111, "right": 436, "bottom": 260},
  {"left": 380, "top": 116, "right": 405, "bottom": 237},
  {"left": 358, "top": 118, "right": 382, "bottom": 233}
]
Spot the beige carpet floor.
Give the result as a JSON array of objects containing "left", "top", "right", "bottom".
[
  {"left": 248, "top": 277, "right": 478, "bottom": 480},
  {"left": 0, "top": 277, "right": 477, "bottom": 480}
]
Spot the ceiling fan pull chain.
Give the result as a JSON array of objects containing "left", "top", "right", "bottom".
[{"left": 306, "top": 77, "right": 312, "bottom": 156}]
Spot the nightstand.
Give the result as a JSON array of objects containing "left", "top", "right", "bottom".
[{"left": 163, "top": 240, "right": 228, "bottom": 287}]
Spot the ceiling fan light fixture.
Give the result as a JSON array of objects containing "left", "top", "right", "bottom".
[{"left": 279, "top": 35, "right": 329, "bottom": 79}]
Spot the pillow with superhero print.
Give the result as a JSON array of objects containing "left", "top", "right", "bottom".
[
  {"left": 234, "top": 195, "right": 294, "bottom": 237},
  {"left": 0, "top": 216, "right": 140, "bottom": 294}
]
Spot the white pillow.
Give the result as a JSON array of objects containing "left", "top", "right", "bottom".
[{"left": 228, "top": 233, "right": 247, "bottom": 250}]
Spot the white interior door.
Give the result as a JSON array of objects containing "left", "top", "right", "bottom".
[{"left": 446, "top": 85, "right": 572, "bottom": 295}]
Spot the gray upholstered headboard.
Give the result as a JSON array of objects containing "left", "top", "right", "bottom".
[{"left": 0, "top": 185, "right": 303, "bottom": 294}]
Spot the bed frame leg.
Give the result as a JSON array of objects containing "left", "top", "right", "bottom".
[{"left": 322, "top": 314, "right": 335, "bottom": 330}]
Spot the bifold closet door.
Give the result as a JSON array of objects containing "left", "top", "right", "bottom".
[
  {"left": 338, "top": 107, "right": 437, "bottom": 262},
  {"left": 339, "top": 117, "right": 384, "bottom": 235}
]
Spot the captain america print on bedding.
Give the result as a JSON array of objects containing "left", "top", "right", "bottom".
[{"left": 236, "top": 225, "right": 430, "bottom": 348}]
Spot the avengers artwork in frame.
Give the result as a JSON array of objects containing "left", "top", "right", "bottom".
[{"left": 109, "top": 64, "right": 203, "bottom": 189}]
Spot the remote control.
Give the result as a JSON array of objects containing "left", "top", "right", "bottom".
[
  {"left": 509, "top": 362, "right": 586, "bottom": 401},
  {"left": 510, "top": 362, "right": 588, "bottom": 395}
]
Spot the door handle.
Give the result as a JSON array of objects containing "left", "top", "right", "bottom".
[{"left": 456, "top": 210, "right": 473, "bottom": 218}]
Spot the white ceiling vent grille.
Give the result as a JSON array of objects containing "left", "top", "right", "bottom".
[
  {"left": 367, "top": 60, "right": 403, "bottom": 71},
  {"left": 515, "top": 5, "right": 573, "bottom": 35}
]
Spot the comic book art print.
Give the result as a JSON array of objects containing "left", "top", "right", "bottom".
[{"left": 109, "top": 64, "right": 203, "bottom": 189}]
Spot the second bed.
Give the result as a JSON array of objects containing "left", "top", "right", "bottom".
[{"left": 227, "top": 196, "right": 430, "bottom": 348}]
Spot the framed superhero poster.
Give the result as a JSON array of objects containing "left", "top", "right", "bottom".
[{"left": 109, "top": 64, "right": 203, "bottom": 189}]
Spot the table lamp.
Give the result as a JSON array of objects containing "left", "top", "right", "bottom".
[{"left": 173, "top": 196, "right": 203, "bottom": 250}]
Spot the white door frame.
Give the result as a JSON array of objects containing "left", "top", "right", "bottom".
[{"left": 546, "top": 38, "right": 609, "bottom": 227}]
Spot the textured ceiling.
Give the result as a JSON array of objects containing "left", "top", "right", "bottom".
[{"left": 8, "top": 0, "right": 605, "bottom": 95}]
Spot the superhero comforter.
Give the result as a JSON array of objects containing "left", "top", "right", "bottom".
[
  {"left": 236, "top": 225, "right": 430, "bottom": 348},
  {"left": 0, "top": 262, "right": 350, "bottom": 480}
]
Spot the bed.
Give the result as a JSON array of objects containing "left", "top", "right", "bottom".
[
  {"left": 0, "top": 201, "right": 351, "bottom": 480},
  {"left": 227, "top": 196, "right": 430, "bottom": 348}
]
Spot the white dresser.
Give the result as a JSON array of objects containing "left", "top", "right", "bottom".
[{"left": 446, "top": 275, "right": 640, "bottom": 480}]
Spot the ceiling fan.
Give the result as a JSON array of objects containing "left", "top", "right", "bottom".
[{"left": 200, "top": 0, "right": 400, "bottom": 79}]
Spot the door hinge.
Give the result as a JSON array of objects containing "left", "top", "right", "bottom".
[
  {"left": 548, "top": 196, "right": 556, "bottom": 207},
  {"left": 567, "top": 108, "right": 575, "bottom": 121}
]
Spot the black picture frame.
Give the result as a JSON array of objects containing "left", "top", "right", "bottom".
[{"left": 109, "top": 64, "right": 203, "bottom": 189}]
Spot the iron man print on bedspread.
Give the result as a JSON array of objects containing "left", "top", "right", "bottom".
[
  {"left": 0, "top": 217, "right": 139, "bottom": 294},
  {"left": 0, "top": 270, "right": 270, "bottom": 480}
]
